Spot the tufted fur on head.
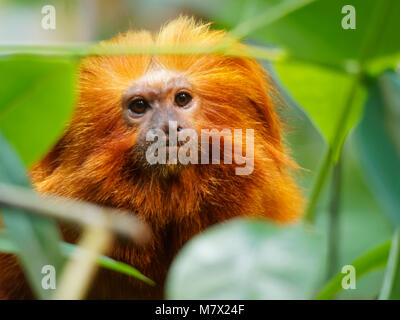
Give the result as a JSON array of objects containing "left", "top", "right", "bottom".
[{"left": 1, "top": 16, "right": 303, "bottom": 299}]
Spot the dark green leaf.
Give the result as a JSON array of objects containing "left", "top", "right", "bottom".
[
  {"left": 188, "top": 0, "right": 400, "bottom": 72},
  {"left": 354, "top": 71, "right": 400, "bottom": 225},
  {"left": 0, "top": 132, "right": 64, "bottom": 299}
]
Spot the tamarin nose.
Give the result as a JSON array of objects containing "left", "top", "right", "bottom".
[
  {"left": 160, "top": 124, "right": 183, "bottom": 147},
  {"left": 161, "top": 124, "right": 169, "bottom": 135}
]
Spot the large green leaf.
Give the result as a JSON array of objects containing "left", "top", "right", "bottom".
[
  {"left": 253, "top": 0, "right": 399, "bottom": 70},
  {"left": 0, "top": 132, "right": 65, "bottom": 299},
  {"left": 166, "top": 218, "right": 324, "bottom": 299},
  {"left": 0, "top": 57, "right": 76, "bottom": 166},
  {"left": 186, "top": 0, "right": 400, "bottom": 71},
  {"left": 354, "top": 71, "right": 400, "bottom": 225}
]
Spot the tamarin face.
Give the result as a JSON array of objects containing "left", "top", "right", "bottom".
[
  {"left": 73, "top": 17, "right": 284, "bottom": 178},
  {"left": 120, "top": 64, "right": 258, "bottom": 175},
  {"left": 122, "top": 68, "right": 196, "bottom": 137},
  {"left": 121, "top": 67, "right": 200, "bottom": 172}
]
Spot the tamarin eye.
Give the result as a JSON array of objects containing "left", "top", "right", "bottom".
[
  {"left": 128, "top": 98, "right": 149, "bottom": 116},
  {"left": 175, "top": 92, "right": 192, "bottom": 108}
]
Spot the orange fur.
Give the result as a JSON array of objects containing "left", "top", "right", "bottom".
[{"left": 0, "top": 17, "right": 303, "bottom": 299}]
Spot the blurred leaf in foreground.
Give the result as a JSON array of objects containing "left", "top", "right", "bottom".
[
  {"left": 0, "top": 132, "right": 64, "bottom": 299},
  {"left": 0, "top": 57, "right": 76, "bottom": 166},
  {"left": 166, "top": 218, "right": 324, "bottom": 299}
]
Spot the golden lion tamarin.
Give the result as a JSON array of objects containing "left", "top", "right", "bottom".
[{"left": 0, "top": 17, "right": 303, "bottom": 299}]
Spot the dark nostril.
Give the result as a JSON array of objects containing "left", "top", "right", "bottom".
[
  {"left": 161, "top": 124, "right": 169, "bottom": 134},
  {"left": 177, "top": 126, "right": 183, "bottom": 132}
]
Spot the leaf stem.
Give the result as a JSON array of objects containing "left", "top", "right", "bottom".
[
  {"left": 304, "top": 147, "right": 332, "bottom": 222},
  {"left": 305, "top": 63, "right": 361, "bottom": 222},
  {"left": 326, "top": 157, "right": 343, "bottom": 279},
  {"left": 0, "top": 43, "right": 286, "bottom": 62}
]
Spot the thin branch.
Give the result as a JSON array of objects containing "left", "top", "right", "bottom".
[
  {"left": 326, "top": 157, "right": 342, "bottom": 279},
  {"left": 0, "top": 183, "right": 149, "bottom": 243},
  {"left": 0, "top": 0, "right": 317, "bottom": 61},
  {"left": 305, "top": 74, "right": 359, "bottom": 222},
  {"left": 304, "top": 147, "right": 332, "bottom": 222},
  {"left": 0, "top": 43, "right": 286, "bottom": 62}
]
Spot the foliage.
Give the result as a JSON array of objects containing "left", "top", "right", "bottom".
[{"left": 0, "top": 132, "right": 65, "bottom": 299}]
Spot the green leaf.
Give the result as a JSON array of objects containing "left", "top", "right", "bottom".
[
  {"left": 190, "top": 0, "right": 400, "bottom": 72},
  {"left": 258, "top": 0, "right": 399, "bottom": 70},
  {"left": 0, "top": 230, "right": 155, "bottom": 286},
  {"left": 166, "top": 218, "right": 324, "bottom": 299},
  {"left": 379, "top": 229, "right": 400, "bottom": 299},
  {"left": 95, "top": 254, "right": 155, "bottom": 286},
  {"left": 0, "top": 132, "right": 65, "bottom": 299},
  {"left": 0, "top": 57, "right": 77, "bottom": 166},
  {"left": 353, "top": 72, "right": 400, "bottom": 225},
  {"left": 275, "top": 60, "right": 365, "bottom": 150},
  {"left": 316, "top": 241, "right": 390, "bottom": 300}
]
